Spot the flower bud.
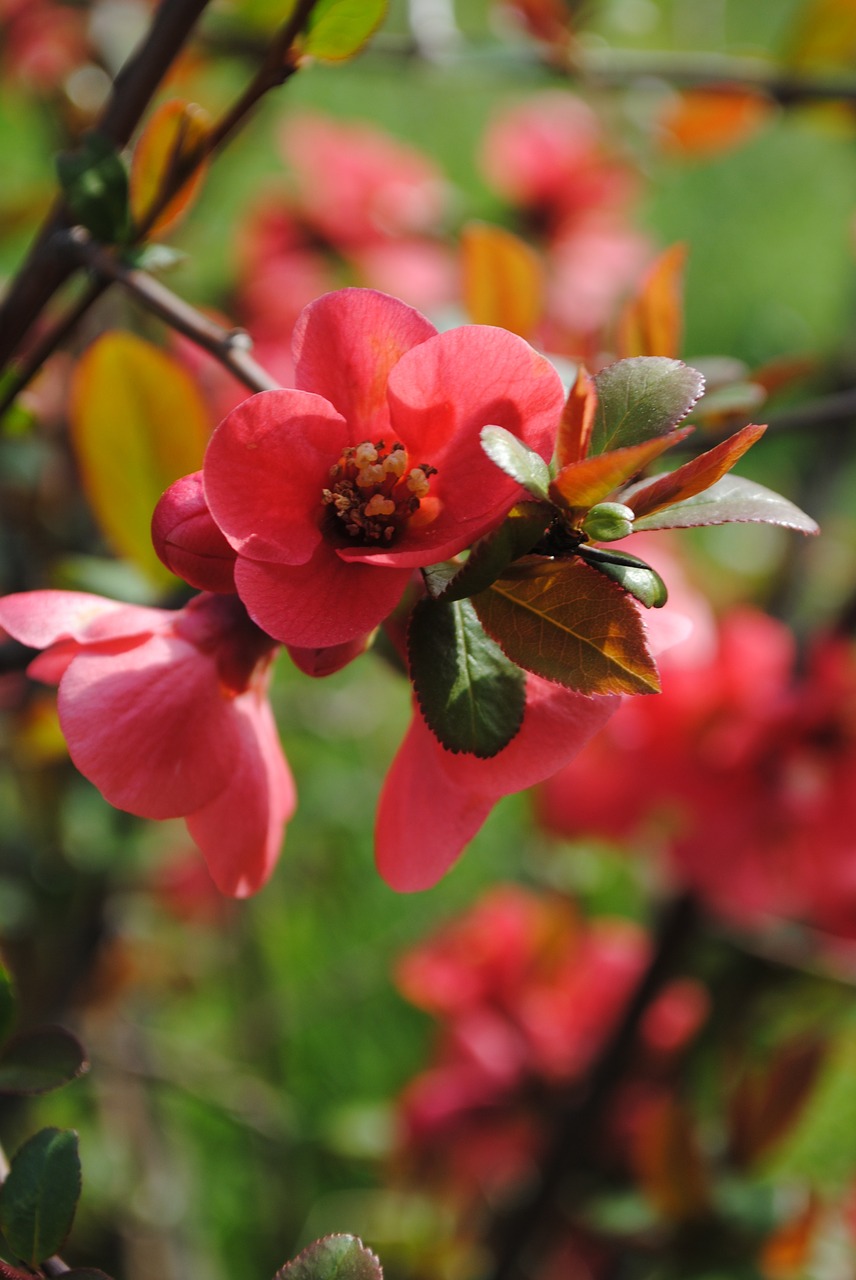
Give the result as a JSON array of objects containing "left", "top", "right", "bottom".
[
  {"left": 581, "top": 501, "right": 634, "bottom": 543},
  {"left": 152, "top": 472, "right": 237, "bottom": 593},
  {"left": 286, "top": 632, "right": 374, "bottom": 678}
]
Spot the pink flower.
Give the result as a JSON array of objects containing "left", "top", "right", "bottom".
[
  {"left": 539, "top": 608, "right": 856, "bottom": 939},
  {"left": 376, "top": 550, "right": 708, "bottom": 893},
  {"left": 376, "top": 675, "right": 618, "bottom": 892},
  {"left": 203, "top": 288, "right": 565, "bottom": 649},
  {"left": 0, "top": 590, "right": 294, "bottom": 897},
  {"left": 280, "top": 112, "right": 448, "bottom": 251},
  {"left": 480, "top": 92, "right": 637, "bottom": 237}
]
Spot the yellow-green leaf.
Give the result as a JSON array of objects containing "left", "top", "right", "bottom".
[
  {"left": 69, "top": 332, "right": 210, "bottom": 586},
  {"left": 130, "top": 100, "right": 211, "bottom": 239},
  {"left": 473, "top": 557, "right": 660, "bottom": 696},
  {"left": 303, "top": 0, "right": 388, "bottom": 61}
]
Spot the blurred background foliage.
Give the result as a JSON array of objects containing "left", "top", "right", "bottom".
[{"left": 4, "top": 1, "right": 856, "bottom": 1278}]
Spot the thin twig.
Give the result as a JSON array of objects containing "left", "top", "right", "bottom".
[{"left": 63, "top": 228, "right": 280, "bottom": 394}]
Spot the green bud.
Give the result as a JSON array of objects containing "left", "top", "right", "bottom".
[{"left": 581, "top": 502, "right": 635, "bottom": 543}]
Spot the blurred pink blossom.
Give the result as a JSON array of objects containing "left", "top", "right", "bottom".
[
  {"left": 0, "top": 590, "right": 294, "bottom": 896},
  {"left": 539, "top": 607, "right": 856, "bottom": 938}
]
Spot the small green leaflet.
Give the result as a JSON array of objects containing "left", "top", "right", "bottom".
[
  {"left": 0, "top": 1027, "right": 89, "bottom": 1096},
  {"left": 591, "top": 357, "right": 704, "bottom": 455},
  {"left": 303, "top": 0, "right": 388, "bottom": 60},
  {"left": 408, "top": 595, "right": 526, "bottom": 757},
  {"left": 0, "top": 1128, "right": 81, "bottom": 1268},
  {"left": 56, "top": 134, "right": 131, "bottom": 246},
  {"left": 480, "top": 426, "right": 552, "bottom": 501},
  {"left": 577, "top": 544, "right": 669, "bottom": 609},
  {"left": 275, "top": 1234, "right": 383, "bottom": 1280}
]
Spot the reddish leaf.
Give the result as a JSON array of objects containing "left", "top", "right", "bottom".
[
  {"left": 729, "top": 1037, "right": 827, "bottom": 1169},
  {"left": 759, "top": 1197, "right": 820, "bottom": 1277},
  {"left": 69, "top": 332, "right": 211, "bottom": 585},
  {"left": 616, "top": 243, "right": 687, "bottom": 359},
  {"left": 623, "top": 423, "right": 766, "bottom": 520},
  {"left": 659, "top": 88, "right": 773, "bottom": 157},
  {"left": 549, "top": 427, "right": 692, "bottom": 513},
  {"left": 472, "top": 557, "right": 660, "bottom": 696},
  {"left": 130, "top": 100, "right": 211, "bottom": 238},
  {"left": 631, "top": 1095, "right": 709, "bottom": 1222},
  {"left": 556, "top": 366, "right": 596, "bottom": 468},
  {"left": 461, "top": 222, "right": 544, "bottom": 339}
]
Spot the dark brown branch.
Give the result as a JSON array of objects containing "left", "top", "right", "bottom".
[{"left": 0, "top": 0, "right": 214, "bottom": 369}]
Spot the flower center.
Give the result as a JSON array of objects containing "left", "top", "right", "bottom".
[{"left": 322, "top": 440, "right": 437, "bottom": 544}]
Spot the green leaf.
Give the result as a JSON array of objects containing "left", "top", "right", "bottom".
[
  {"left": 424, "top": 503, "right": 550, "bottom": 603},
  {"left": 304, "top": 0, "right": 388, "bottom": 60},
  {"left": 56, "top": 133, "right": 130, "bottom": 245},
  {"left": 627, "top": 474, "right": 819, "bottom": 533},
  {"left": 578, "top": 544, "right": 668, "bottom": 609},
  {"left": 480, "top": 426, "right": 551, "bottom": 500},
  {"left": 0, "top": 965, "right": 15, "bottom": 1046},
  {"left": 275, "top": 1234, "right": 383, "bottom": 1280},
  {"left": 0, "top": 1129, "right": 81, "bottom": 1268},
  {"left": 472, "top": 558, "right": 660, "bottom": 696},
  {"left": 0, "top": 1027, "right": 89, "bottom": 1096},
  {"left": 408, "top": 595, "right": 525, "bottom": 757},
  {"left": 591, "top": 357, "right": 704, "bottom": 455}
]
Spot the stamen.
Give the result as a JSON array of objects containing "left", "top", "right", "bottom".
[{"left": 322, "top": 439, "right": 438, "bottom": 545}]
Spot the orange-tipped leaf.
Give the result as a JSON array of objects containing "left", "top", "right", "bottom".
[
  {"left": 550, "top": 426, "right": 692, "bottom": 513},
  {"left": 622, "top": 423, "right": 766, "bottom": 520}
]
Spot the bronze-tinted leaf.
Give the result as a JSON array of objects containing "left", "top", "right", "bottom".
[
  {"left": 549, "top": 427, "right": 692, "bottom": 513},
  {"left": 623, "top": 423, "right": 766, "bottom": 520},
  {"left": 130, "top": 100, "right": 211, "bottom": 239},
  {"left": 556, "top": 366, "right": 595, "bottom": 467},
  {"left": 472, "top": 557, "right": 660, "bottom": 696}
]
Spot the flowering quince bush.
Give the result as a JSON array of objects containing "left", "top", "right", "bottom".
[{"left": 5, "top": 0, "right": 856, "bottom": 1278}]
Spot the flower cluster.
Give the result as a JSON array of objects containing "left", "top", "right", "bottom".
[
  {"left": 0, "top": 287, "right": 815, "bottom": 897},
  {"left": 392, "top": 885, "right": 708, "bottom": 1204},
  {"left": 539, "top": 608, "right": 856, "bottom": 940}
]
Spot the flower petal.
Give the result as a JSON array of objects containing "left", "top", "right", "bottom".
[
  {"left": 376, "top": 677, "right": 617, "bottom": 891},
  {"left": 57, "top": 632, "right": 242, "bottom": 819},
  {"left": 372, "top": 325, "right": 564, "bottom": 565},
  {"left": 234, "top": 544, "right": 411, "bottom": 648},
  {"left": 204, "top": 389, "right": 349, "bottom": 564},
  {"left": 292, "top": 288, "right": 436, "bottom": 439},
  {"left": 0, "top": 591, "right": 149, "bottom": 649},
  {"left": 186, "top": 692, "right": 296, "bottom": 897}
]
